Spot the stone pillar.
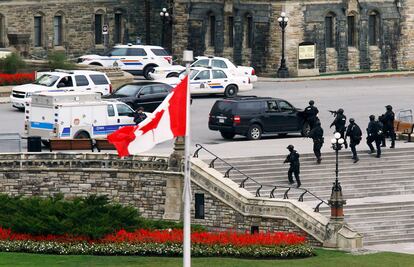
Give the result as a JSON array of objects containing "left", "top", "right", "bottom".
[
  {"left": 168, "top": 136, "right": 185, "bottom": 171},
  {"left": 163, "top": 173, "right": 184, "bottom": 221}
]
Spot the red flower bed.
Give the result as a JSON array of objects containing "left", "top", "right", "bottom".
[
  {"left": 0, "top": 227, "right": 306, "bottom": 246},
  {"left": 0, "top": 72, "right": 36, "bottom": 85},
  {"left": 102, "top": 229, "right": 306, "bottom": 246}
]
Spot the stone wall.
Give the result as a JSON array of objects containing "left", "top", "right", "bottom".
[{"left": 0, "top": 153, "right": 339, "bottom": 247}]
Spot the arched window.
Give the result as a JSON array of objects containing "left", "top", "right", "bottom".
[
  {"left": 325, "top": 12, "right": 336, "bottom": 48},
  {"left": 206, "top": 12, "right": 216, "bottom": 47},
  {"left": 244, "top": 14, "right": 253, "bottom": 48},
  {"left": 114, "top": 10, "right": 123, "bottom": 44},
  {"left": 54, "top": 11, "right": 64, "bottom": 46},
  {"left": 347, "top": 14, "right": 356, "bottom": 47},
  {"left": 34, "top": 13, "right": 44, "bottom": 47},
  {"left": 95, "top": 10, "right": 105, "bottom": 45},
  {"left": 227, "top": 16, "right": 234, "bottom": 48},
  {"left": 368, "top": 11, "right": 379, "bottom": 46}
]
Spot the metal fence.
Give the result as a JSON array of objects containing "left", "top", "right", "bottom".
[{"left": 0, "top": 133, "right": 21, "bottom": 152}]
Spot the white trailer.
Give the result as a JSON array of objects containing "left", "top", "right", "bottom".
[{"left": 26, "top": 91, "right": 135, "bottom": 141}]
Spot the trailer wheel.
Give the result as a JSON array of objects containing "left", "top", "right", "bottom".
[{"left": 74, "top": 131, "right": 90, "bottom": 139}]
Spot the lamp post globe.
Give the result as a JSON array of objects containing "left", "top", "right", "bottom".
[
  {"left": 160, "top": 7, "right": 169, "bottom": 47},
  {"left": 277, "top": 12, "right": 289, "bottom": 78}
]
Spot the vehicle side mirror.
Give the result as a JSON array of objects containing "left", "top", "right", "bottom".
[{"left": 107, "top": 53, "right": 112, "bottom": 57}]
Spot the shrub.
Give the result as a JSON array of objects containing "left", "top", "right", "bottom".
[
  {"left": 0, "top": 53, "right": 26, "bottom": 74},
  {"left": 0, "top": 194, "right": 204, "bottom": 239},
  {"left": 47, "top": 51, "right": 75, "bottom": 70}
]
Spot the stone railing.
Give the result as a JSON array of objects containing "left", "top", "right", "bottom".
[{"left": 0, "top": 153, "right": 169, "bottom": 171}]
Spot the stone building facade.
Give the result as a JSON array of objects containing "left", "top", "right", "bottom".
[
  {"left": 0, "top": 0, "right": 412, "bottom": 76},
  {"left": 171, "top": 0, "right": 409, "bottom": 76}
]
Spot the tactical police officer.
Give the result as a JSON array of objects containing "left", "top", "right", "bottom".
[
  {"left": 366, "top": 115, "right": 383, "bottom": 158},
  {"left": 383, "top": 105, "right": 396, "bottom": 148},
  {"left": 134, "top": 107, "right": 147, "bottom": 125},
  {"left": 330, "top": 108, "right": 348, "bottom": 149},
  {"left": 304, "top": 100, "right": 319, "bottom": 131},
  {"left": 345, "top": 118, "right": 362, "bottom": 163},
  {"left": 283, "top": 145, "right": 301, "bottom": 188},
  {"left": 308, "top": 120, "right": 324, "bottom": 164}
]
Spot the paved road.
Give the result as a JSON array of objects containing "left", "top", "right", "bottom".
[{"left": 2, "top": 76, "right": 414, "bottom": 156}]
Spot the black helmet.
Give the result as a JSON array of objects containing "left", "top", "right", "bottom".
[
  {"left": 386, "top": 105, "right": 392, "bottom": 110},
  {"left": 309, "top": 100, "right": 314, "bottom": 105},
  {"left": 369, "top": 115, "right": 375, "bottom": 121},
  {"left": 349, "top": 118, "right": 355, "bottom": 123},
  {"left": 337, "top": 108, "right": 344, "bottom": 114},
  {"left": 287, "top": 145, "right": 294, "bottom": 150}
]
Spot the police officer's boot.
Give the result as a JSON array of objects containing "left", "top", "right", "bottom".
[
  {"left": 317, "top": 157, "right": 322, "bottom": 164},
  {"left": 390, "top": 140, "right": 395, "bottom": 149},
  {"left": 381, "top": 139, "right": 386, "bottom": 147},
  {"left": 353, "top": 157, "right": 359, "bottom": 163}
]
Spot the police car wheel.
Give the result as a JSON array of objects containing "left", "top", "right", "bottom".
[
  {"left": 224, "top": 85, "right": 238, "bottom": 98},
  {"left": 220, "top": 131, "right": 235, "bottom": 140},
  {"left": 167, "top": 72, "right": 179, "bottom": 78},
  {"left": 143, "top": 66, "right": 156, "bottom": 80},
  {"left": 247, "top": 124, "right": 262, "bottom": 140},
  {"left": 301, "top": 122, "right": 311, "bottom": 137},
  {"left": 41, "top": 140, "right": 50, "bottom": 148},
  {"left": 74, "top": 131, "right": 90, "bottom": 139}
]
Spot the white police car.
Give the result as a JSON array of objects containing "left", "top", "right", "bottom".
[
  {"left": 150, "top": 56, "right": 258, "bottom": 83},
  {"left": 160, "top": 67, "right": 253, "bottom": 97},
  {"left": 77, "top": 44, "right": 172, "bottom": 79}
]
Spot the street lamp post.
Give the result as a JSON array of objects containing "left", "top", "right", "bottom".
[
  {"left": 277, "top": 12, "right": 289, "bottom": 78},
  {"left": 159, "top": 8, "right": 169, "bottom": 47},
  {"left": 328, "top": 132, "right": 347, "bottom": 221}
]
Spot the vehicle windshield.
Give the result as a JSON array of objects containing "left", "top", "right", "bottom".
[
  {"left": 113, "top": 84, "right": 142, "bottom": 96},
  {"left": 33, "top": 74, "right": 60, "bottom": 87},
  {"left": 178, "top": 69, "right": 199, "bottom": 80}
]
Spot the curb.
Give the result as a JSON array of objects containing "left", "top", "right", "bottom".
[
  {"left": 258, "top": 71, "right": 414, "bottom": 82},
  {"left": 0, "top": 97, "right": 9, "bottom": 104}
]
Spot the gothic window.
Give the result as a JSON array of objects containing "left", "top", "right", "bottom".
[
  {"left": 95, "top": 12, "right": 104, "bottom": 45},
  {"left": 325, "top": 13, "right": 335, "bottom": 48},
  {"left": 114, "top": 12, "right": 123, "bottom": 44},
  {"left": 347, "top": 15, "right": 356, "bottom": 47},
  {"left": 244, "top": 14, "right": 253, "bottom": 48},
  {"left": 53, "top": 15, "right": 63, "bottom": 46},
  {"left": 369, "top": 12, "right": 379, "bottom": 46},
  {"left": 227, "top": 16, "right": 234, "bottom": 48},
  {"left": 34, "top": 15, "right": 43, "bottom": 47},
  {"left": 207, "top": 13, "right": 216, "bottom": 47}
]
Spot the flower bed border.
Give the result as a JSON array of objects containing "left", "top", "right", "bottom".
[{"left": 0, "top": 240, "right": 314, "bottom": 258}]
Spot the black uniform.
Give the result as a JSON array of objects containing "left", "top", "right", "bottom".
[
  {"left": 383, "top": 110, "right": 396, "bottom": 148},
  {"left": 304, "top": 105, "right": 319, "bottom": 130},
  {"left": 367, "top": 119, "right": 383, "bottom": 158},
  {"left": 308, "top": 123, "right": 324, "bottom": 163},
  {"left": 330, "top": 112, "right": 348, "bottom": 149},
  {"left": 346, "top": 122, "right": 362, "bottom": 162},
  {"left": 284, "top": 149, "right": 301, "bottom": 187},
  {"left": 134, "top": 112, "right": 147, "bottom": 125}
]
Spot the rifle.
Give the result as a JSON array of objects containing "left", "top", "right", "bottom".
[{"left": 328, "top": 110, "right": 338, "bottom": 117}]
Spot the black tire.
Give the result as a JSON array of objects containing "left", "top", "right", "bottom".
[
  {"left": 224, "top": 85, "right": 238, "bottom": 98},
  {"left": 89, "top": 62, "right": 103, "bottom": 66},
  {"left": 247, "top": 124, "right": 262, "bottom": 140},
  {"left": 220, "top": 131, "right": 235, "bottom": 140},
  {"left": 41, "top": 140, "right": 50, "bottom": 148},
  {"left": 74, "top": 131, "right": 90, "bottom": 139},
  {"left": 167, "top": 72, "right": 179, "bottom": 78},
  {"left": 301, "top": 122, "right": 311, "bottom": 137},
  {"left": 143, "top": 65, "right": 156, "bottom": 80}
]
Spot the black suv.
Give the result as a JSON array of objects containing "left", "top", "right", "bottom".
[{"left": 208, "top": 96, "right": 309, "bottom": 140}]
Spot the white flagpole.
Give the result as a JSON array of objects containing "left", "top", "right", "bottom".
[{"left": 183, "top": 50, "right": 193, "bottom": 267}]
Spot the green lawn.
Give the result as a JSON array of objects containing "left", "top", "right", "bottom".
[{"left": 0, "top": 249, "right": 413, "bottom": 267}]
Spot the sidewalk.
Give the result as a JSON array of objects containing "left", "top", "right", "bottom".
[{"left": 258, "top": 70, "right": 414, "bottom": 82}]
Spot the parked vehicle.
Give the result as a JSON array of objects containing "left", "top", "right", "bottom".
[
  {"left": 150, "top": 56, "right": 257, "bottom": 82},
  {"left": 103, "top": 81, "right": 173, "bottom": 112},
  {"left": 10, "top": 70, "right": 112, "bottom": 110},
  {"left": 26, "top": 92, "right": 135, "bottom": 142},
  {"left": 160, "top": 67, "right": 252, "bottom": 97},
  {"left": 77, "top": 44, "right": 172, "bottom": 79},
  {"left": 208, "top": 96, "right": 308, "bottom": 140}
]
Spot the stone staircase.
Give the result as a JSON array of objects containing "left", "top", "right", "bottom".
[{"left": 209, "top": 147, "right": 414, "bottom": 246}]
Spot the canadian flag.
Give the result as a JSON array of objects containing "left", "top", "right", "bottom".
[{"left": 108, "top": 76, "right": 188, "bottom": 157}]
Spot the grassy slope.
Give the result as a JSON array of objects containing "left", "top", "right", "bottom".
[{"left": 0, "top": 249, "right": 413, "bottom": 267}]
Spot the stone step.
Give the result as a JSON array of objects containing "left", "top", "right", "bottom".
[
  {"left": 364, "top": 237, "right": 414, "bottom": 246},
  {"left": 353, "top": 222, "right": 414, "bottom": 232}
]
